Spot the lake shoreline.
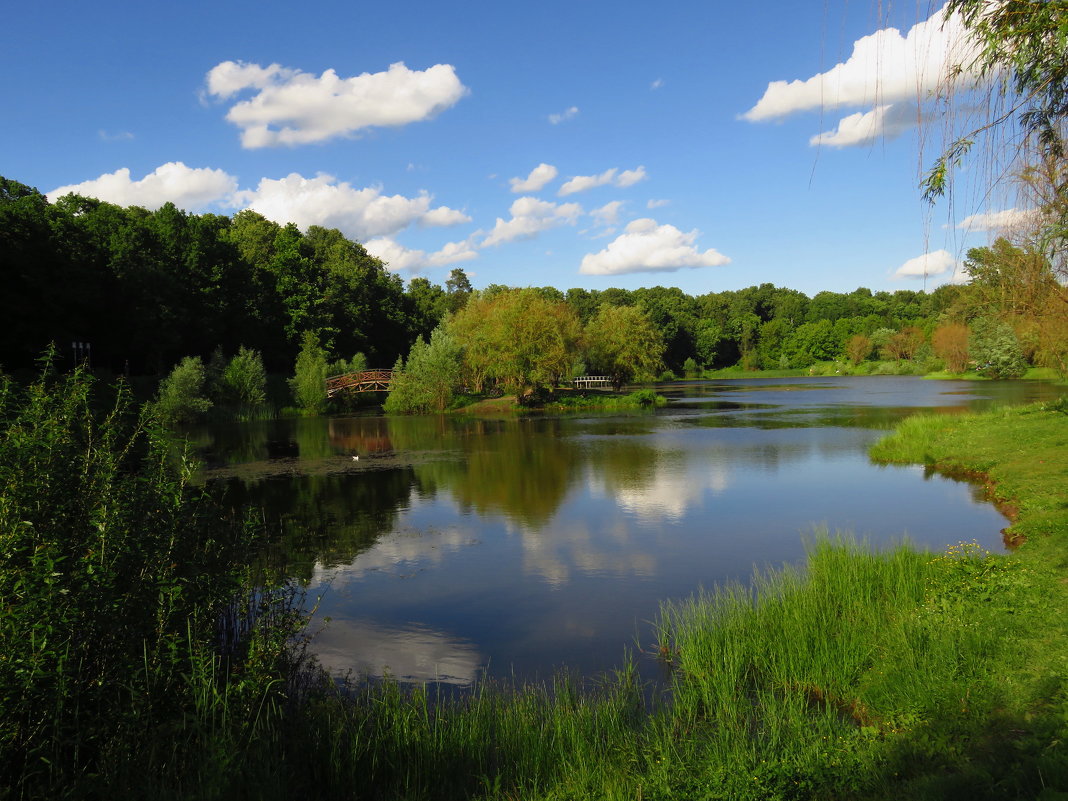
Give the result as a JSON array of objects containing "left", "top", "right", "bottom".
[
  {"left": 251, "top": 401, "right": 1068, "bottom": 799},
  {"left": 206, "top": 398, "right": 1068, "bottom": 798},
  {"left": 8, "top": 371, "right": 1067, "bottom": 799}
]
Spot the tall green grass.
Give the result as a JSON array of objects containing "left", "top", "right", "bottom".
[
  {"left": 648, "top": 536, "right": 1055, "bottom": 799},
  {"left": 0, "top": 363, "right": 295, "bottom": 799}
]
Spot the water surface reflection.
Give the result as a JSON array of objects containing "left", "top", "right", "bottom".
[{"left": 196, "top": 377, "right": 1067, "bottom": 686}]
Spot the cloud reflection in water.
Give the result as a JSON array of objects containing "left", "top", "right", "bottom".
[{"left": 313, "top": 618, "right": 482, "bottom": 686}]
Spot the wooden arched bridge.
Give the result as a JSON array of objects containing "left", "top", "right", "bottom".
[{"left": 326, "top": 369, "right": 395, "bottom": 397}]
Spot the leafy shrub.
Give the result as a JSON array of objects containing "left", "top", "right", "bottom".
[
  {"left": 627, "top": 388, "right": 664, "bottom": 407},
  {"left": 329, "top": 352, "right": 367, "bottom": 377},
  {"left": 216, "top": 345, "right": 267, "bottom": 409},
  {"left": 970, "top": 318, "right": 1028, "bottom": 379},
  {"left": 153, "top": 355, "right": 212, "bottom": 424},
  {"left": 289, "top": 331, "right": 328, "bottom": 415}
]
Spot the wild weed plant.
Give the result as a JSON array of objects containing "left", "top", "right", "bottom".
[{"left": 0, "top": 363, "right": 289, "bottom": 798}]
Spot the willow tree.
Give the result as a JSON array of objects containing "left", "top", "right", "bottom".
[
  {"left": 585, "top": 304, "right": 665, "bottom": 391},
  {"left": 919, "top": 4, "right": 1068, "bottom": 374},
  {"left": 449, "top": 288, "right": 582, "bottom": 400},
  {"left": 923, "top": 1, "right": 1068, "bottom": 202}
]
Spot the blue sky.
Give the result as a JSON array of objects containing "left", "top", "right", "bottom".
[{"left": 4, "top": 1, "right": 1022, "bottom": 296}]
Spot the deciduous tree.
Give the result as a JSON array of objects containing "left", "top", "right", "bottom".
[
  {"left": 585, "top": 304, "right": 665, "bottom": 391},
  {"left": 449, "top": 289, "right": 582, "bottom": 400},
  {"left": 932, "top": 323, "right": 970, "bottom": 373}
]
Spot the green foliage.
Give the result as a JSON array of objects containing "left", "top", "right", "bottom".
[
  {"left": 0, "top": 188, "right": 423, "bottom": 375},
  {"left": 216, "top": 345, "right": 267, "bottom": 409},
  {"left": 6, "top": 167, "right": 1066, "bottom": 384},
  {"left": 328, "top": 351, "right": 367, "bottom": 377},
  {"left": 288, "top": 331, "right": 328, "bottom": 415},
  {"left": 784, "top": 318, "right": 838, "bottom": 365},
  {"left": 153, "top": 355, "right": 212, "bottom": 424},
  {"left": 450, "top": 288, "right": 582, "bottom": 399},
  {"left": 970, "top": 318, "right": 1028, "bottom": 379},
  {"left": 585, "top": 304, "right": 665, "bottom": 391},
  {"left": 695, "top": 319, "right": 724, "bottom": 367},
  {"left": 946, "top": 1, "right": 1067, "bottom": 158},
  {"left": 626, "top": 388, "right": 663, "bottom": 408},
  {"left": 539, "top": 388, "right": 666, "bottom": 411},
  {"left": 0, "top": 364, "right": 280, "bottom": 797},
  {"left": 384, "top": 327, "right": 463, "bottom": 414},
  {"left": 444, "top": 266, "right": 473, "bottom": 314}
]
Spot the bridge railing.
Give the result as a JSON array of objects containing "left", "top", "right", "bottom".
[
  {"left": 326, "top": 369, "right": 395, "bottom": 397},
  {"left": 570, "top": 375, "right": 612, "bottom": 388}
]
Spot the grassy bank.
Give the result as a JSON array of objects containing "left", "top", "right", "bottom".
[{"left": 5, "top": 368, "right": 1067, "bottom": 799}]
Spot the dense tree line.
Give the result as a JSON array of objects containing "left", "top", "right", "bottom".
[
  {"left": 0, "top": 177, "right": 451, "bottom": 375},
  {"left": 3, "top": 175, "right": 1063, "bottom": 391}
]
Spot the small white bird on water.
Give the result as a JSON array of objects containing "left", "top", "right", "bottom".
[{"left": 352, "top": 455, "right": 359, "bottom": 461}]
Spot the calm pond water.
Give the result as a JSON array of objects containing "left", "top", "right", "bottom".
[{"left": 196, "top": 377, "right": 1066, "bottom": 688}]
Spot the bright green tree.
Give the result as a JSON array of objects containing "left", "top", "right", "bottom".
[
  {"left": 217, "top": 346, "right": 267, "bottom": 409},
  {"left": 695, "top": 320, "right": 725, "bottom": 368},
  {"left": 450, "top": 288, "right": 582, "bottom": 400},
  {"left": 585, "top": 304, "right": 665, "bottom": 391},
  {"left": 289, "top": 331, "right": 328, "bottom": 414},
  {"left": 384, "top": 327, "right": 464, "bottom": 414},
  {"left": 153, "top": 356, "right": 212, "bottom": 425},
  {"left": 970, "top": 318, "right": 1028, "bottom": 379}
]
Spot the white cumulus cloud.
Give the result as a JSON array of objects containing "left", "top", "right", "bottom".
[
  {"left": 548, "top": 106, "right": 579, "bottom": 124},
  {"left": 365, "top": 236, "right": 478, "bottom": 273},
  {"left": 809, "top": 102, "right": 925, "bottom": 147},
  {"left": 232, "top": 172, "right": 468, "bottom": 240},
  {"left": 616, "top": 166, "right": 647, "bottom": 187},
  {"left": 590, "top": 200, "right": 625, "bottom": 227},
  {"left": 579, "top": 218, "right": 731, "bottom": 276},
  {"left": 892, "top": 249, "right": 966, "bottom": 282},
  {"left": 509, "top": 163, "right": 558, "bottom": 193},
  {"left": 421, "top": 206, "right": 472, "bottom": 227},
  {"left": 205, "top": 60, "right": 468, "bottom": 148},
  {"left": 481, "top": 196, "right": 582, "bottom": 247},
  {"left": 956, "top": 207, "right": 1037, "bottom": 233},
  {"left": 48, "top": 162, "right": 237, "bottom": 210},
  {"left": 559, "top": 165, "right": 647, "bottom": 196},
  {"left": 745, "top": 6, "right": 982, "bottom": 146}
]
